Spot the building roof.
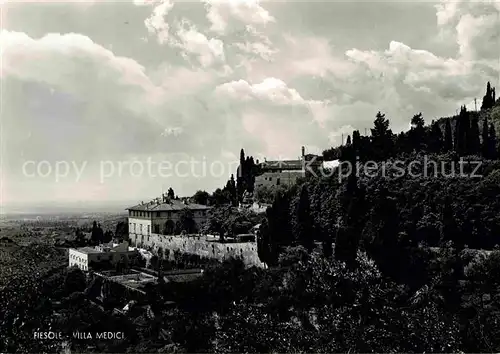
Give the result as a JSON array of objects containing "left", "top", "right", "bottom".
[
  {"left": 73, "top": 246, "right": 102, "bottom": 254},
  {"left": 126, "top": 199, "right": 210, "bottom": 212},
  {"left": 260, "top": 160, "right": 304, "bottom": 170}
]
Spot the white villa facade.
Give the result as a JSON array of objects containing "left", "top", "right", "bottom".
[
  {"left": 127, "top": 194, "right": 211, "bottom": 244},
  {"left": 68, "top": 241, "right": 137, "bottom": 271}
]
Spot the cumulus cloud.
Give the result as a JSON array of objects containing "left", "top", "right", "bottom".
[
  {"left": 144, "top": 0, "right": 174, "bottom": 44},
  {"left": 0, "top": 31, "right": 161, "bottom": 112},
  {"left": 172, "top": 21, "right": 226, "bottom": 67},
  {"left": 216, "top": 77, "right": 305, "bottom": 104},
  {"left": 203, "top": 0, "right": 274, "bottom": 34},
  {"left": 435, "top": 0, "right": 500, "bottom": 60}
]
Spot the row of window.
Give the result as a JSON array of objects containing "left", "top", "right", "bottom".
[
  {"left": 70, "top": 254, "right": 85, "bottom": 263},
  {"left": 129, "top": 223, "right": 150, "bottom": 235},
  {"left": 129, "top": 210, "right": 207, "bottom": 218},
  {"left": 69, "top": 260, "right": 88, "bottom": 271}
]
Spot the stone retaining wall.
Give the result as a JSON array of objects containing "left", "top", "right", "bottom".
[{"left": 130, "top": 233, "right": 265, "bottom": 268}]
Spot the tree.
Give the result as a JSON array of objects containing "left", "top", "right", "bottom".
[
  {"left": 264, "top": 190, "right": 292, "bottom": 265},
  {"left": 410, "top": 113, "right": 426, "bottom": 152},
  {"left": 482, "top": 118, "right": 490, "bottom": 158},
  {"left": 64, "top": 266, "right": 86, "bottom": 295},
  {"left": 444, "top": 119, "right": 453, "bottom": 152},
  {"left": 481, "top": 82, "right": 495, "bottom": 110},
  {"left": 192, "top": 190, "right": 210, "bottom": 205},
  {"left": 115, "top": 221, "right": 129, "bottom": 241},
  {"left": 428, "top": 121, "right": 443, "bottom": 153},
  {"left": 210, "top": 188, "right": 232, "bottom": 206},
  {"left": 411, "top": 112, "right": 425, "bottom": 129},
  {"left": 91, "top": 221, "right": 104, "bottom": 245},
  {"left": 167, "top": 187, "right": 175, "bottom": 200},
  {"left": 257, "top": 219, "right": 272, "bottom": 265},
  {"left": 226, "top": 174, "right": 238, "bottom": 206},
  {"left": 237, "top": 148, "right": 246, "bottom": 200},
  {"left": 103, "top": 230, "right": 113, "bottom": 243},
  {"left": 455, "top": 105, "right": 470, "bottom": 155},
  {"left": 293, "top": 185, "right": 314, "bottom": 252},
  {"left": 469, "top": 116, "right": 481, "bottom": 155},
  {"left": 371, "top": 111, "right": 394, "bottom": 160},
  {"left": 364, "top": 188, "right": 401, "bottom": 270},
  {"left": 335, "top": 173, "right": 365, "bottom": 268},
  {"left": 440, "top": 197, "right": 461, "bottom": 248},
  {"left": 490, "top": 123, "right": 498, "bottom": 160}
]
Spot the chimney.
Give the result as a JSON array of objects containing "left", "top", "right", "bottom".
[{"left": 301, "top": 146, "right": 305, "bottom": 158}]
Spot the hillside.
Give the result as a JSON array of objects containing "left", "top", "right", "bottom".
[{"left": 437, "top": 102, "right": 500, "bottom": 145}]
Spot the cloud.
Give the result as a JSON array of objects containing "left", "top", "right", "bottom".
[
  {"left": 216, "top": 77, "right": 306, "bottom": 104},
  {"left": 172, "top": 20, "right": 226, "bottom": 68},
  {"left": 435, "top": 0, "right": 500, "bottom": 60},
  {"left": 144, "top": 0, "right": 174, "bottom": 44},
  {"left": 0, "top": 31, "right": 163, "bottom": 111},
  {"left": 203, "top": 0, "right": 274, "bottom": 35}
]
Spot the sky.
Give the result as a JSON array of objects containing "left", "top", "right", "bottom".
[{"left": 0, "top": 0, "right": 499, "bottom": 208}]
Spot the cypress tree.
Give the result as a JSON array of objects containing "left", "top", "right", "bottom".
[
  {"left": 294, "top": 185, "right": 314, "bottom": 252},
  {"left": 455, "top": 106, "right": 470, "bottom": 155},
  {"left": 444, "top": 119, "right": 453, "bottom": 152},
  {"left": 481, "top": 118, "right": 489, "bottom": 158},
  {"left": 237, "top": 149, "right": 246, "bottom": 200},
  {"left": 267, "top": 190, "right": 292, "bottom": 251},
  {"left": 441, "top": 197, "right": 461, "bottom": 249},
  {"left": 469, "top": 116, "right": 481, "bottom": 155},
  {"left": 481, "top": 82, "right": 495, "bottom": 110},
  {"left": 429, "top": 121, "right": 443, "bottom": 153},
  {"left": 489, "top": 123, "right": 498, "bottom": 159},
  {"left": 352, "top": 130, "right": 361, "bottom": 159}
]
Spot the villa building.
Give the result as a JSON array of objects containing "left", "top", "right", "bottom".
[
  {"left": 68, "top": 241, "right": 137, "bottom": 272},
  {"left": 255, "top": 146, "right": 323, "bottom": 188},
  {"left": 127, "top": 194, "right": 211, "bottom": 241}
]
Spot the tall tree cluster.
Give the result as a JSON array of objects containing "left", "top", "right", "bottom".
[
  {"left": 481, "top": 81, "right": 496, "bottom": 110},
  {"left": 236, "top": 149, "right": 258, "bottom": 200}
]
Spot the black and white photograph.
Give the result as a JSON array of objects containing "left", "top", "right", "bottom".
[{"left": 1, "top": 0, "right": 500, "bottom": 352}]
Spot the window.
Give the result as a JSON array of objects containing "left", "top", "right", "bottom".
[
  {"left": 156, "top": 212, "right": 160, "bottom": 217},
  {"left": 133, "top": 223, "right": 136, "bottom": 232},
  {"left": 147, "top": 225, "right": 150, "bottom": 235},
  {"left": 276, "top": 178, "right": 281, "bottom": 185},
  {"left": 269, "top": 177, "right": 272, "bottom": 181},
  {"left": 140, "top": 224, "right": 143, "bottom": 233}
]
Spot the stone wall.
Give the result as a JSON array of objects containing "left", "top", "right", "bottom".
[{"left": 129, "top": 233, "right": 265, "bottom": 268}]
